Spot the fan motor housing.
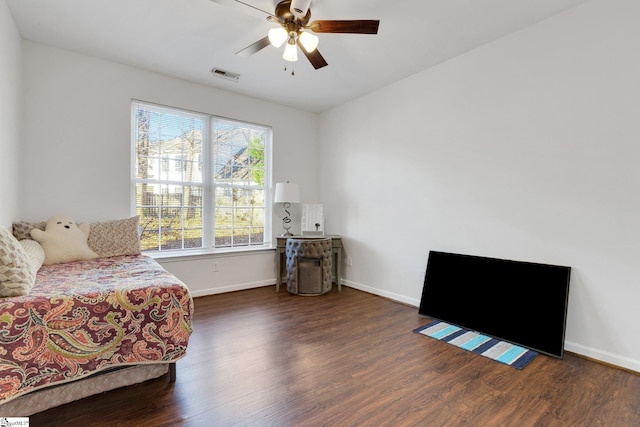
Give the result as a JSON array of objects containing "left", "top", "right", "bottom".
[{"left": 276, "top": 0, "right": 310, "bottom": 25}]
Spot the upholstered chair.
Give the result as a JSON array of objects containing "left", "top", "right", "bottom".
[{"left": 285, "top": 238, "right": 333, "bottom": 295}]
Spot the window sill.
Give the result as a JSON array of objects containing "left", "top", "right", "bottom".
[{"left": 146, "top": 245, "right": 275, "bottom": 263}]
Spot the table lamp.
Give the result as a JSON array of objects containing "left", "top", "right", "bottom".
[{"left": 274, "top": 182, "right": 300, "bottom": 236}]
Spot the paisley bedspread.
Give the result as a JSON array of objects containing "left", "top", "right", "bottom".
[{"left": 0, "top": 255, "right": 193, "bottom": 404}]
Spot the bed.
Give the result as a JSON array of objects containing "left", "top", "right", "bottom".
[{"left": 0, "top": 219, "right": 194, "bottom": 415}]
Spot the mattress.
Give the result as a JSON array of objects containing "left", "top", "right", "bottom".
[{"left": 0, "top": 255, "right": 193, "bottom": 405}]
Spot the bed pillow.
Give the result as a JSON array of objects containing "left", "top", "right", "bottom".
[
  {"left": 19, "top": 239, "right": 46, "bottom": 277},
  {"left": 0, "top": 226, "right": 36, "bottom": 297},
  {"left": 88, "top": 216, "right": 141, "bottom": 258},
  {"left": 13, "top": 221, "right": 46, "bottom": 240}
]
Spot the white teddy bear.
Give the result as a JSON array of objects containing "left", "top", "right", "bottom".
[{"left": 31, "top": 214, "right": 99, "bottom": 265}]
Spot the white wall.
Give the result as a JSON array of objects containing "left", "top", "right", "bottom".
[
  {"left": 319, "top": 0, "right": 640, "bottom": 372},
  {"left": 0, "top": 0, "right": 21, "bottom": 226},
  {"left": 19, "top": 41, "right": 320, "bottom": 295}
]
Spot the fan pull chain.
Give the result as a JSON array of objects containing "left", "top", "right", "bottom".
[{"left": 284, "top": 63, "right": 295, "bottom": 76}]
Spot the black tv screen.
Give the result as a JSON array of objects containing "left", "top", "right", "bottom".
[{"left": 419, "top": 251, "right": 571, "bottom": 358}]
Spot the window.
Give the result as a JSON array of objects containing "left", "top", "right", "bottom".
[{"left": 132, "top": 101, "right": 271, "bottom": 253}]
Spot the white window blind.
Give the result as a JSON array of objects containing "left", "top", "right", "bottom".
[{"left": 132, "top": 101, "right": 272, "bottom": 253}]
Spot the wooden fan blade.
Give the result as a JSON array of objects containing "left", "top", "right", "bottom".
[
  {"left": 308, "top": 20, "right": 380, "bottom": 34},
  {"left": 235, "top": 36, "right": 271, "bottom": 57},
  {"left": 297, "top": 40, "right": 328, "bottom": 69}
]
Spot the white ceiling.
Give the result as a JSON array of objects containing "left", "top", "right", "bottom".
[{"left": 7, "top": 0, "right": 588, "bottom": 113}]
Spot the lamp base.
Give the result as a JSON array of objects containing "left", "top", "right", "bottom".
[{"left": 280, "top": 232, "right": 294, "bottom": 236}]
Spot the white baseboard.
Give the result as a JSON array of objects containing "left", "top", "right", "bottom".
[
  {"left": 564, "top": 341, "right": 640, "bottom": 373},
  {"left": 342, "top": 279, "right": 420, "bottom": 307},
  {"left": 189, "top": 280, "right": 274, "bottom": 298}
]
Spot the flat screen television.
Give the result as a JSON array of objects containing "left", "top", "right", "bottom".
[{"left": 419, "top": 251, "right": 571, "bottom": 358}]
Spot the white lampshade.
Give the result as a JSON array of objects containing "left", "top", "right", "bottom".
[
  {"left": 298, "top": 31, "right": 319, "bottom": 53},
  {"left": 268, "top": 27, "right": 288, "bottom": 48},
  {"left": 274, "top": 182, "right": 300, "bottom": 204},
  {"left": 283, "top": 42, "right": 298, "bottom": 62}
]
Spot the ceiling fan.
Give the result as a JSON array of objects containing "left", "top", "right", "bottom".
[{"left": 227, "top": 0, "right": 379, "bottom": 70}]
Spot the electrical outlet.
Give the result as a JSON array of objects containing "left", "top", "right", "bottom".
[
  {"left": 212, "top": 262, "right": 219, "bottom": 272},
  {"left": 346, "top": 256, "right": 353, "bottom": 266}
]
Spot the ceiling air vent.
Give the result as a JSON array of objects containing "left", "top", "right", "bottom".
[{"left": 211, "top": 68, "right": 240, "bottom": 82}]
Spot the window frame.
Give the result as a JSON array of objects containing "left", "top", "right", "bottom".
[{"left": 131, "top": 100, "right": 274, "bottom": 257}]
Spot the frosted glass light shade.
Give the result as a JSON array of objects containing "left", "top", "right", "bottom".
[
  {"left": 274, "top": 182, "right": 300, "bottom": 203},
  {"left": 298, "top": 32, "right": 319, "bottom": 53},
  {"left": 283, "top": 42, "right": 298, "bottom": 62},
  {"left": 268, "top": 27, "right": 288, "bottom": 48}
]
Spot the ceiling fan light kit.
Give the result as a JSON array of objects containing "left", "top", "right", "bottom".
[
  {"left": 231, "top": 0, "right": 379, "bottom": 70},
  {"left": 268, "top": 27, "right": 317, "bottom": 61}
]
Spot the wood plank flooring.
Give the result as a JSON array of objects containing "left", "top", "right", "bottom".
[{"left": 30, "top": 286, "right": 640, "bottom": 426}]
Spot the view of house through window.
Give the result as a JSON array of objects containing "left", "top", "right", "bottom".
[{"left": 132, "top": 101, "right": 271, "bottom": 252}]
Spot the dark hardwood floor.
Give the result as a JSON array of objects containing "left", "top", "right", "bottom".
[{"left": 30, "top": 286, "right": 640, "bottom": 426}]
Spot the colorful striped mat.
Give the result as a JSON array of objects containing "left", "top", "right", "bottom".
[{"left": 414, "top": 320, "right": 538, "bottom": 369}]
